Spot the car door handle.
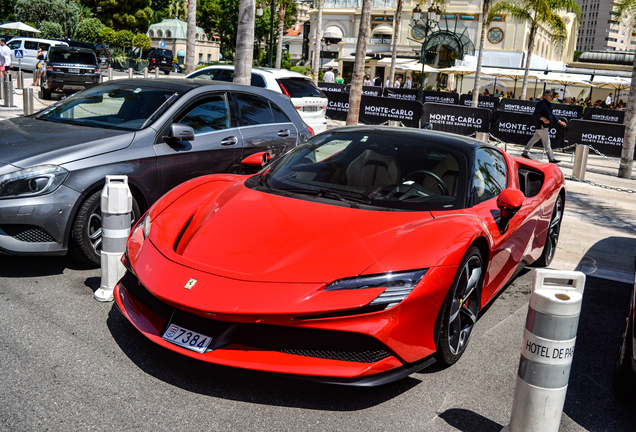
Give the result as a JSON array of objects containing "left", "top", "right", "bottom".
[
  {"left": 221, "top": 136, "right": 238, "bottom": 146},
  {"left": 278, "top": 129, "right": 290, "bottom": 137}
]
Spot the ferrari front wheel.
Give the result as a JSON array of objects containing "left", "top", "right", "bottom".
[
  {"left": 436, "top": 246, "right": 483, "bottom": 365},
  {"left": 535, "top": 194, "right": 563, "bottom": 267}
]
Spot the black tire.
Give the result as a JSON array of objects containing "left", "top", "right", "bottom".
[
  {"left": 70, "top": 190, "right": 140, "bottom": 266},
  {"left": 41, "top": 87, "right": 51, "bottom": 100},
  {"left": 435, "top": 246, "right": 484, "bottom": 365},
  {"left": 613, "top": 307, "right": 635, "bottom": 398},
  {"left": 164, "top": 70, "right": 171, "bottom": 75},
  {"left": 534, "top": 193, "right": 563, "bottom": 267}
]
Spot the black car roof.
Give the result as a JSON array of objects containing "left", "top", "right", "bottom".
[{"left": 49, "top": 46, "right": 96, "bottom": 54}]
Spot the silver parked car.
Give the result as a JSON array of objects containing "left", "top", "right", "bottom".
[{"left": 0, "top": 79, "right": 312, "bottom": 265}]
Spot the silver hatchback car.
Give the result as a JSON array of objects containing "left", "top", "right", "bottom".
[{"left": 0, "top": 79, "right": 312, "bottom": 264}]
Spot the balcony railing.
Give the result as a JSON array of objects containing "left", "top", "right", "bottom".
[{"left": 317, "top": 0, "right": 396, "bottom": 8}]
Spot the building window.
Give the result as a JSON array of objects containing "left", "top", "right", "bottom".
[
  {"left": 166, "top": 30, "right": 172, "bottom": 38},
  {"left": 157, "top": 30, "right": 163, "bottom": 37},
  {"left": 207, "top": 53, "right": 211, "bottom": 61},
  {"left": 148, "top": 30, "right": 154, "bottom": 37}
]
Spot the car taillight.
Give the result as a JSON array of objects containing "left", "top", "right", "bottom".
[
  {"left": 152, "top": 58, "right": 156, "bottom": 63},
  {"left": 276, "top": 79, "right": 291, "bottom": 97},
  {"left": 295, "top": 106, "right": 301, "bottom": 110},
  {"left": 307, "top": 126, "right": 315, "bottom": 136},
  {"left": 46, "top": 64, "right": 53, "bottom": 70},
  {"left": 95, "top": 68, "right": 99, "bottom": 73}
]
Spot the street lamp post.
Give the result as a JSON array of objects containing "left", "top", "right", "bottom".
[
  {"left": 256, "top": 1, "right": 276, "bottom": 68},
  {"left": 411, "top": 3, "right": 441, "bottom": 102}
]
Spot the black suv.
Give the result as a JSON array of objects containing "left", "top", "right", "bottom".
[
  {"left": 146, "top": 48, "right": 174, "bottom": 74},
  {"left": 41, "top": 46, "right": 100, "bottom": 99}
]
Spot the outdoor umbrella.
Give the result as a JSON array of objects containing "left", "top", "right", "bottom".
[
  {"left": 437, "top": 65, "right": 479, "bottom": 94},
  {"left": 484, "top": 80, "right": 507, "bottom": 95},
  {"left": 586, "top": 76, "right": 631, "bottom": 107},
  {"left": 544, "top": 72, "right": 593, "bottom": 102},
  {"left": 482, "top": 67, "right": 543, "bottom": 99},
  {"left": 0, "top": 22, "right": 40, "bottom": 33}
]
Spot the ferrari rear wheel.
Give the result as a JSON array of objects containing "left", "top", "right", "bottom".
[
  {"left": 535, "top": 194, "right": 563, "bottom": 267},
  {"left": 436, "top": 246, "right": 483, "bottom": 365}
]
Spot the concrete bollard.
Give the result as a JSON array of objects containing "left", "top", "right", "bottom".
[
  {"left": 502, "top": 269, "right": 586, "bottom": 432},
  {"left": 127, "top": 68, "right": 133, "bottom": 79},
  {"left": 107, "top": 67, "right": 113, "bottom": 82},
  {"left": 154, "top": 67, "right": 159, "bottom": 78},
  {"left": 143, "top": 67, "right": 148, "bottom": 78},
  {"left": 95, "top": 175, "right": 132, "bottom": 302},
  {"left": 3, "top": 79, "right": 13, "bottom": 107},
  {"left": 16, "top": 70, "right": 24, "bottom": 89},
  {"left": 572, "top": 144, "right": 589, "bottom": 181},
  {"left": 23, "top": 87, "right": 34, "bottom": 115}
]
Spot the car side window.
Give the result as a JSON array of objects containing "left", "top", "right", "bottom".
[
  {"left": 7, "top": 40, "right": 20, "bottom": 50},
  {"left": 178, "top": 95, "right": 230, "bottom": 135},
  {"left": 271, "top": 102, "right": 290, "bottom": 123},
  {"left": 251, "top": 73, "right": 266, "bottom": 88},
  {"left": 190, "top": 70, "right": 215, "bottom": 80},
  {"left": 473, "top": 148, "right": 508, "bottom": 204},
  {"left": 235, "top": 93, "right": 274, "bottom": 125},
  {"left": 25, "top": 41, "right": 38, "bottom": 50},
  {"left": 214, "top": 69, "right": 233, "bottom": 82}
]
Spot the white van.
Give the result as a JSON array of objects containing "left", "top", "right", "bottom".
[{"left": 5, "top": 37, "right": 68, "bottom": 70}]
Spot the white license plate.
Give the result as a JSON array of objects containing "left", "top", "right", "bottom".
[
  {"left": 303, "top": 106, "right": 318, "bottom": 112},
  {"left": 68, "top": 68, "right": 79, "bottom": 74},
  {"left": 162, "top": 323, "right": 212, "bottom": 353}
]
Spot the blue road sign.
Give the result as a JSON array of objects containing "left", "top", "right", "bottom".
[
  {"left": 159, "top": 41, "right": 165, "bottom": 49},
  {"left": 14, "top": 49, "right": 23, "bottom": 59}
]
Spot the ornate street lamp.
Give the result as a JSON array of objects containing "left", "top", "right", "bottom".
[{"left": 410, "top": 3, "right": 441, "bottom": 102}]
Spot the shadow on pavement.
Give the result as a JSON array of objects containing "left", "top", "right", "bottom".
[
  {"left": 437, "top": 408, "right": 502, "bottom": 432},
  {"left": 562, "top": 237, "right": 636, "bottom": 430},
  {"left": 106, "top": 306, "right": 419, "bottom": 410},
  {"left": 566, "top": 191, "right": 636, "bottom": 235},
  {"left": 0, "top": 255, "right": 94, "bottom": 277}
]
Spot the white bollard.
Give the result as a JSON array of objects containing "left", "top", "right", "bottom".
[
  {"left": 94, "top": 175, "right": 132, "bottom": 302},
  {"left": 502, "top": 269, "right": 586, "bottom": 432}
]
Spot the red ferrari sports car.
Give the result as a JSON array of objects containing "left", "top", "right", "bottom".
[{"left": 115, "top": 126, "right": 565, "bottom": 386}]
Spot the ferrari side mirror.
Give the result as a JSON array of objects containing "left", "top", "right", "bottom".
[
  {"left": 497, "top": 188, "right": 524, "bottom": 233},
  {"left": 242, "top": 152, "right": 271, "bottom": 167}
]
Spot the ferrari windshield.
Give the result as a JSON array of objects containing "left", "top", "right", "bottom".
[
  {"left": 35, "top": 84, "right": 179, "bottom": 131},
  {"left": 263, "top": 130, "right": 468, "bottom": 211}
]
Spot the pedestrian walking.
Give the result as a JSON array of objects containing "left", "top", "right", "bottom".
[
  {"left": 521, "top": 90, "right": 567, "bottom": 164},
  {"left": 606, "top": 93, "right": 613, "bottom": 107},
  {"left": 324, "top": 67, "right": 335, "bottom": 83},
  {"left": 373, "top": 74, "right": 382, "bottom": 86},
  {"left": 404, "top": 76, "right": 412, "bottom": 89},
  {"left": 394, "top": 76, "right": 402, "bottom": 88},
  {"left": 34, "top": 46, "right": 46, "bottom": 86},
  {"left": 363, "top": 75, "right": 371, "bottom": 86},
  {"left": 0, "top": 38, "right": 8, "bottom": 80}
]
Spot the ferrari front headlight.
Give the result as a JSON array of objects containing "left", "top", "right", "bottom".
[
  {"left": 0, "top": 165, "right": 69, "bottom": 199},
  {"left": 326, "top": 269, "right": 428, "bottom": 308}
]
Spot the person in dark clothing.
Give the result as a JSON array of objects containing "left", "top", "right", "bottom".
[
  {"left": 521, "top": 90, "right": 567, "bottom": 163},
  {"left": 373, "top": 74, "right": 382, "bottom": 87}
]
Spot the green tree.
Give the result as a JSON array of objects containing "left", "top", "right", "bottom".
[
  {"left": 83, "top": 0, "right": 153, "bottom": 33},
  {"left": 489, "top": 0, "right": 580, "bottom": 99},
  {"left": 14, "top": 0, "right": 80, "bottom": 37},
  {"left": 611, "top": 0, "right": 636, "bottom": 178},
  {"left": 132, "top": 33, "right": 151, "bottom": 50},
  {"left": 346, "top": 0, "right": 372, "bottom": 125},
  {"left": 114, "top": 29, "right": 135, "bottom": 51},
  {"left": 99, "top": 26, "right": 117, "bottom": 45},
  {"left": 74, "top": 17, "right": 105, "bottom": 43},
  {"left": 39, "top": 21, "right": 64, "bottom": 39},
  {"left": 0, "top": 0, "right": 17, "bottom": 21}
]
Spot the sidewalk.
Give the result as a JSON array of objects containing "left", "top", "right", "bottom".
[{"left": 328, "top": 118, "right": 636, "bottom": 283}]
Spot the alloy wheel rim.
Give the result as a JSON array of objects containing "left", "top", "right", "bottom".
[
  {"left": 87, "top": 205, "right": 136, "bottom": 256},
  {"left": 448, "top": 256, "right": 482, "bottom": 356},
  {"left": 546, "top": 197, "right": 563, "bottom": 263}
]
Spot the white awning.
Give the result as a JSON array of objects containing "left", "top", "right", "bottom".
[
  {"left": 372, "top": 24, "right": 393, "bottom": 36},
  {"left": 323, "top": 26, "right": 343, "bottom": 39}
]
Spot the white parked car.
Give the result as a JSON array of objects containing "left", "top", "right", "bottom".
[
  {"left": 186, "top": 66, "right": 328, "bottom": 134},
  {"left": 5, "top": 37, "right": 68, "bottom": 70}
]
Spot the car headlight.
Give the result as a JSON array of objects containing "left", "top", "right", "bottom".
[
  {"left": 130, "top": 212, "right": 152, "bottom": 239},
  {"left": 325, "top": 269, "right": 427, "bottom": 308},
  {"left": 0, "top": 165, "right": 69, "bottom": 199}
]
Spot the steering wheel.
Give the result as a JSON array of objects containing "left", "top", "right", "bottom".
[{"left": 403, "top": 170, "right": 448, "bottom": 196}]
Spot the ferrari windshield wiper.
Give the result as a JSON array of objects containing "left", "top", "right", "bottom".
[
  {"left": 317, "top": 188, "right": 371, "bottom": 205},
  {"left": 257, "top": 174, "right": 271, "bottom": 189}
]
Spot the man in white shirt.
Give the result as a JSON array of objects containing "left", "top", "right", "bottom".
[
  {"left": 0, "top": 38, "right": 7, "bottom": 80},
  {"left": 394, "top": 77, "right": 402, "bottom": 88},
  {"left": 404, "top": 77, "right": 412, "bottom": 89},
  {"left": 606, "top": 93, "right": 613, "bottom": 107},
  {"left": 324, "top": 67, "right": 335, "bottom": 83}
]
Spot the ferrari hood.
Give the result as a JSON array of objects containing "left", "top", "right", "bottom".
[{"left": 150, "top": 179, "right": 435, "bottom": 284}]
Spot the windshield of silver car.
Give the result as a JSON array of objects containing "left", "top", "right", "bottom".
[{"left": 35, "top": 84, "right": 179, "bottom": 131}]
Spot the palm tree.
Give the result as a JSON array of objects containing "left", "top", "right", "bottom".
[
  {"left": 612, "top": 0, "right": 636, "bottom": 178},
  {"left": 235, "top": 0, "right": 256, "bottom": 85},
  {"left": 346, "top": 0, "right": 372, "bottom": 125},
  {"left": 312, "top": 0, "right": 324, "bottom": 86},
  {"left": 275, "top": 1, "right": 287, "bottom": 69},
  {"left": 489, "top": 0, "right": 580, "bottom": 100},
  {"left": 472, "top": 0, "right": 491, "bottom": 106},
  {"left": 387, "top": 0, "right": 403, "bottom": 89},
  {"left": 185, "top": 0, "right": 197, "bottom": 75}
]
